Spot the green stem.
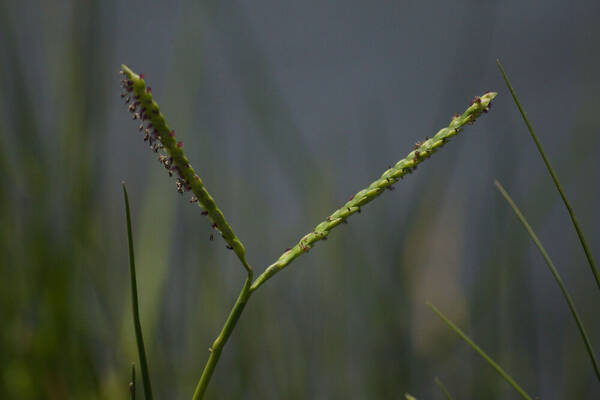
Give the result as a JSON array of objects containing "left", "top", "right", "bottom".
[
  {"left": 192, "top": 271, "right": 254, "bottom": 400},
  {"left": 123, "top": 183, "right": 153, "bottom": 400},
  {"left": 496, "top": 59, "right": 600, "bottom": 292},
  {"left": 495, "top": 180, "right": 600, "bottom": 380},
  {"left": 427, "top": 302, "right": 533, "bottom": 400},
  {"left": 434, "top": 377, "right": 454, "bottom": 400}
]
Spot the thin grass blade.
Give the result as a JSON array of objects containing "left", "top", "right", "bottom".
[
  {"left": 123, "top": 183, "right": 154, "bottom": 399},
  {"left": 494, "top": 180, "right": 600, "bottom": 380},
  {"left": 426, "top": 301, "right": 533, "bottom": 400},
  {"left": 496, "top": 59, "right": 600, "bottom": 292},
  {"left": 434, "top": 377, "right": 454, "bottom": 400},
  {"left": 130, "top": 363, "right": 136, "bottom": 400}
]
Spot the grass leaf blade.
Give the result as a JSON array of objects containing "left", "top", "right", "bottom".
[
  {"left": 496, "top": 59, "right": 600, "bottom": 292},
  {"left": 123, "top": 182, "right": 154, "bottom": 399},
  {"left": 495, "top": 180, "right": 600, "bottom": 380},
  {"left": 130, "top": 363, "right": 136, "bottom": 400},
  {"left": 426, "top": 301, "right": 533, "bottom": 400},
  {"left": 434, "top": 377, "right": 454, "bottom": 400}
]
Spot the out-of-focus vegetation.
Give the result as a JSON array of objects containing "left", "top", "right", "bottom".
[{"left": 1, "top": 1, "right": 599, "bottom": 399}]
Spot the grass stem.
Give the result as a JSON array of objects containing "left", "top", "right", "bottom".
[{"left": 192, "top": 272, "right": 253, "bottom": 399}]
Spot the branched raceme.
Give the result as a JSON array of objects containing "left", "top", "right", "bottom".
[
  {"left": 120, "top": 64, "right": 495, "bottom": 287},
  {"left": 120, "top": 64, "right": 496, "bottom": 399}
]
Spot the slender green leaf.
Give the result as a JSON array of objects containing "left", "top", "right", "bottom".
[
  {"left": 496, "top": 59, "right": 600, "bottom": 292},
  {"left": 427, "top": 301, "right": 533, "bottom": 400},
  {"left": 123, "top": 183, "right": 154, "bottom": 399},
  {"left": 495, "top": 180, "right": 600, "bottom": 380},
  {"left": 130, "top": 363, "right": 136, "bottom": 400},
  {"left": 434, "top": 377, "right": 454, "bottom": 400}
]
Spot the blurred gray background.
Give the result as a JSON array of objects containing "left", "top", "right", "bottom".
[{"left": 1, "top": 0, "right": 599, "bottom": 398}]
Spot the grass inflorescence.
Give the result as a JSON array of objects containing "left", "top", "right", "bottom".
[
  {"left": 119, "top": 64, "right": 496, "bottom": 399},
  {"left": 120, "top": 65, "right": 252, "bottom": 274},
  {"left": 251, "top": 91, "right": 496, "bottom": 290}
]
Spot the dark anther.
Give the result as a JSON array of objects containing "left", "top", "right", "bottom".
[
  {"left": 226, "top": 245, "right": 233, "bottom": 250},
  {"left": 201, "top": 211, "right": 208, "bottom": 216},
  {"left": 176, "top": 180, "right": 184, "bottom": 193}
]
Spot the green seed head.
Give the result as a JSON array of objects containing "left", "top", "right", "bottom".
[{"left": 120, "top": 65, "right": 251, "bottom": 272}]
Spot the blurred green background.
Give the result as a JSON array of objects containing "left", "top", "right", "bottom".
[{"left": 1, "top": 0, "right": 599, "bottom": 398}]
